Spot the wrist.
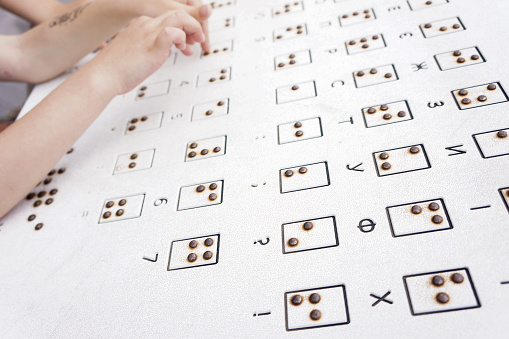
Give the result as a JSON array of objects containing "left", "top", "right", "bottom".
[{"left": 72, "top": 61, "right": 120, "bottom": 101}]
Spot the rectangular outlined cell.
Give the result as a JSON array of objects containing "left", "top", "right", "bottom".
[
  {"left": 373, "top": 144, "right": 431, "bottom": 177},
  {"left": 280, "top": 162, "right": 330, "bottom": 193},
  {"left": 499, "top": 187, "right": 509, "bottom": 213},
  {"left": 276, "top": 81, "right": 317, "bottom": 104},
  {"left": 339, "top": 9, "right": 375, "bottom": 27},
  {"left": 345, "top": 34, "right": 386, "bottom": 55},
  {"left": 452, "top": 82, "right": 508, "bottom": 110},
  {"left": 387, "top": 199, "right": 452, "bottom": 237},
  {"left": 197, "top": 67, "right": 231, "bottom": 87},
  {"left": 167, "top": 234, "right": 220, "bottom": 271},
  {"left": 135, "top": 81, "right": 170, "bottom": 100},
  {"left": 272, "top": 1, "right": 304, "bottom": 17},
  {"left": 420, "top": 17, "right": 465, "bottom": 38},
  {"left": 434, "top": 47, "right": 485, "bottom": 71},
  {"left": 473, "top": 128, "right": 509, "bottom": 158},
  {"left": 278, "top": 117, "right": 323, "bottom": 144},
  {"left": 201, "top": 40, "right": 233, "bottom": 58},
  {"left": 403, "top": 268, "right": 480, "bottom": 316},
  {"left": 362, "top": 100, "right": 413, "bottom": 128},
  {"left": 125, "top": 112, "right": 163, "bottom": 134},
  {"left": 353, "top": 64, "right": 398, "bottom": 88},
  {"left": 113, "top": 149, "right": 155, "bottom": 175},
  {"left": 99, "top": 194, "right": 145, "bottom": 224},
  {"left": 273, "top": 23, "right": 308, "bottom": 42},
  {"left": 275, "top": 50, "right": 312, "bottom": 71},
  {"left": 185, "top": 136, "right": 227, "bottom": 162},
  {"left": 177, "top": 181, "right": 223, "bottom": 211},
  {"left": 282, "top": 216, "right": 338, "bottom": 254},
  {"left": 192, "top": 98, "right": 229, "bottom": 121}
]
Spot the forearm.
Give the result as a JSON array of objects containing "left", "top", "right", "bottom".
[
  {"left": 0, "top": 0, "right": 65, "bottom": 24},
  {"left": 0, "top": 64, "right": 116, "bottom": 218}
]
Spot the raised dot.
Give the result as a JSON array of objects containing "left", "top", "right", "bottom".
[
  {"left": 383, "top": 113, "right": 392, "bottom": 120},
  {"left": 106, "top": 201, "right": 114, "bottom": 208},
  {"left": 35, "top": 223, "right": 43, "bottom": 231},
  {"left": 28, "top": 214, "right": 36, "bottom": 222},
  {"left": 219, "top": 75, "right": 226, "bottom": 80},
  {"left": 128, "top": 162, "right": 136, "bottom": 169},
  {"left": 189, "top": 240, "right": 198, "bottom": 249},
  {"left": 424, "top": 23, "right": 432, "bottom": 29},
  {"left": 356, "top": 71, "right": 365, "bottom": 77},
  {"left": 451, "top": 273, "right": 464, "bottom": 284},
  {"left": 140, "top": 86, "right": 147, "bottom": 91},
  {"left": 291, "top": 294, "right": 303, "bottom": 306},
  {"left": 362, "top": 44, "right": 369, "bottom": 49},
  {"left": 209, "top": 183, "right": 218, "bottom": 190},
  {"left": 496, "top": 130, "right": 508, "bottom": 138},
  {"left": 205, "top": 238, "right": 214, "bottom": 246},
  {"left": 452, "top": 24, "right": 460, "bottom": 29},
  {"left": 26, "top": 192, "right": 36, "bottom": 200},
  {"left": 379, "top": 152, "right": 389, "bottom": 160},
  {"left": 380, "top": 104, "right": 388, "bottom": 111},
  {"left": 189, "top": 142, "right": 198, "bottom": 149},
  {"left": 487, "top": 84, "right": 497, "bottom": 91},
  {"left": 200, "top": 149, "right": 209, "bottom": 156},
  {"left": 432, "top": 275, "right": 444, "bottom": 287},
  {"left": 209, "top": 193, "right": 218, "bottom": 201},
  {"left": 116, "top": 209, "right": 124, "bottom": 217},
  {"left": 342, "top": 14, "right": 348, "bottom": 19},
  {"left": 205, "top": 110, "right": 213, "bottom": 116},
  {"left": 471, "top": 54, "right": 480, "bottom": 60},
  {"left": 284, "top": 170, "right": 294, "bottom": 177},
  {"left": 409, "top": 146, "right": 420, "bottom": 154},
  {"left": 287, "top": 237, "right": 299, "bottom": 247},
  {"left": 367, "top": 107, "right": 376, "bottom": 114},
  {"left": 187, "top": 253, "right": 197, "bottom": 262},
  {"left": 33, "top": 200, "right": 42, "bottom": 207},
  {"left": 384, "top": 73, "right": 392, "bottom": 78},
  {"left": 397, "top": 111, "right": 406, "bottom": 117},
  {"left": 196, "top": 185, "right": 206, "bottom": 193},
  {"left": 58, "top": 168, "right": 65, "bottom": 174},
  {"left": 365, "top": 14, "right": 371, "bottom": 19},
  {"left": 381, "top": 162, "right": 391, "bottom": 170},
  {"left": 425, "top": 1, "right": 432, "bottom": 5},
  {"left": 298, "top": 167, "right": 307, "bottom": 174},
  {"left": 452, "top": 50, "right": 462, "bottom": 57},
  {"left": 353, "top": 11, "right": 359, "bottom": 16},
  {"left": 348, "top": 40, "right": 356, "bottom": 45},
  {"left": 209, "top": 77, "right": 216, "bottom": 82},
  {"left": 141, "top": 116, "right": 148, "bottom": 121},
  {"left": 289, "top": 60, "right": 296, "bottom": 65},
  {"left": 278, "top": 62, "right": 285, "bottom": 68},
  {"left": 309, "top": 293, "right": 321, "bottom": 304},
  {"left": 37, "top": 191, "right": 47, "bottom": 198},
  {"left": 203, "top": 251, "right": 213, "bottom": 260},
  {"left": 102, "top": 211, "right": 111, "bottom": 219},
  {"left": 188, "top": 151, "right": 197, "bottom": 158},
  {"left": 303, "top": 222, "right": 313, "bottom": 231},
  {"left": 411, "top": 205, "right": 422, "bottom": 214},
  {"left": 310, "top": 310, "right": 322, "bottom": 321},
  {"left": 431, "top": 215, "right": 443, "bottom": 224},
  {"left": 48, "top": 169, "right": 56, "bottom": 176},
  {"left": 289, "top": 54, "right": 296, "bottom": 59},
  {"left": 458, "top": 89, "right": 468, "bottom": 96},
  {"left": 294, "top": 121, "right": 302, "bottom": 128},
  {"left": 295, "top": 130, "right": 304, "bottom": 137},
  {"left": 220, "top": 69, "right": 227, "bottom": 74},
  {"left": 428, "top": 202, "right": 440, "bottom": 211},
  {"left": 218, "top": 101, "right": 225, "bottom": 106},
  {"left": 130, "top": 154, "right": 138, "bottom": 160},
  {"left": 119, "top": 199, "right": 127, "bottom": 206},
  {"left": 370, "top": 68, "right": 377, "bottom": 75},
  {"left": 360, "top": 38, "right": 367, "bottom": 43},
  {"left": 45, "top": 198, "right": 53, "bottom": 205},
  {"left": 213, "top": 147, "right": 221, "bottom": 153},
  {"left": 128, "top": 126, "right": 136, "bottom": 131},
  {"left": 43, "top": 178, "right": 52, "bottom": 185},
  {"left": 436, "top": 292, "right": 449, "bottom": 304},
  {"left": 137, "top": 92, "right": 145, "bottom": 98},
  {"left": 477, "top": 95, "right": 487, "bottom": 102},
  {"left": 439, "top": 26, "right": 447, "bottom": 31},
  {"left": 372, "top": 35, "right": 379, "bottom": 40},
  {"left": 291, "top": 85, "right": 299, "bottom": 91},
  {"left": 457, "top": 57, "right": 465, "bottom": 63}
]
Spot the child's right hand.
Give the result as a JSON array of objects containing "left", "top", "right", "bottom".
[{"left": 85, "top": 10, "right": 204, "bottom": 96}]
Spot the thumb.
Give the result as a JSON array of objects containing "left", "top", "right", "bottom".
[{"left": 186, "top": 4, "right": 213, "bottom": 22}]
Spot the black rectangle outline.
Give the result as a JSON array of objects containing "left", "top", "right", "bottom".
[
  {"left": 386, "top": 198, "right": 453, "bottom": 237},
  {"left": 200, "top": 40, "right": 234, "bottom": 58},
  {"left": 274, "top": 49, "right": 312, "bottom": 71},
  {"left": 279, "top": 161, "right": 330, "bottom": 193},
  {"left": 135, "top": 80, "right": 170, "bottom": 101},
  {"left": 177, "top": 180, "right": 224, "bottom": 211},
  {"left": 434, "top": 46, "right": 485, "bottom": 71},
  {"left": 271, "top": 1, "right": 304, "bottom": 17},
  {"left": 167, "top": 234, "right": 220, "bottom": 271},
  {"left": 273, "top": 23, "right": 308, "bottom": 42},
  {"left": 112, "top": 148, "right": 156, "bottom": 175},
  {"left": 408, "top": 0, "right": 449, "bottom": 11},
  {"left": 281, "top": 216, "right": 339, "bottom": 254},
  {"left": 338, "top": 8, "right": 376, "bottom": 27},
  {"left": 196, "top": 67, "right": 232, "bottom": 87},
  {"left": 419, "top": 16, "right": 465, "bottom": 39},
  {"left": 498, "top": 187, "right": 509, "bottom": 213},
  {"left": 276, "top": 80, "right": 317, "bottom": 104},
  {"left": 98, "top": 193, "right": 146, "bottom": 224},
  {"left": 345, "top": 33, "right": 386, "bottom": 56},
  {"left": 451, "top": 81, "right": 508, "bottom": 110},
  {"left": 362, "top": 100, "right": 413, "bottom": 128},
  {"left": 403, "top": 267, "right": 481, "bottom": 316},
  {"left": 285, "top": 284, "right": 350, "bottom": 331},
  {"left": 472, "top": 128, "right": 509, "bottom": 158},
  {"left": 373, "top": 144, "right": 431, "bottom": 177},
  {"left": 191, "top": 98, "right": 230, "bottom": 122},
  {"left": 353, "top": 64, "right": 399, "bottom": 89},
  {"left": 125, "top": 111, "right": 164, "bottom": 134},
  {"left": 277, "top": 117, "right": 323, "bottom": 144},
  {"left": 184, "top": 135, "right": 227, "bottom": 162}
]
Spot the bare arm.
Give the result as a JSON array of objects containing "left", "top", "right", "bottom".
[
  {"left": 0, "top": 0, "right": 68, "bottom": 24},
  {"left": 0, "top": 12, "right": 195, "bottom": 219}
]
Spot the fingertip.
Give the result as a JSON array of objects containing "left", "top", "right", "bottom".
[{"left": 200, "top": 4, "right": 212, "bottom": 19}]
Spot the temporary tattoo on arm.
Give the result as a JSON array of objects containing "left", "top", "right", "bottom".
[{"left": 49, "top": 2, "right": 92, "bottom": 28}]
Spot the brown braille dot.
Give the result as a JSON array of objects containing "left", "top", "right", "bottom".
[
  {"left": 458, "top": 89, "right": 468, "bottom": 96},
  {"left": 349, "top": 40, "right": 356, "bottom": 45},
  {"left": 276, "top": 35, "right": 283, "bottom": 39},
  {"left": 379, "top": 152, "right": 389, "bottom": 160},
  {"left": 432, "top": 275, "right": 444, "bottom": 286},
  {"left": 298, "top": 167, "right": 307, "bottom": 174},
  {"left": 284, "top": 170, "right": 294, "bottom": 177},
  {"left": 397, "top": 111, "right": 406, "bottom": 117},
  {"left": 128, "top": 126, "right": 136, "bottom": 131},
  {"left": 219, "top": 75, "right": 226, "bottom": 80},
  {"left": 48, "top": 169, "right": 56, "bottom": 176},
  {"left": 58, "top": 168, "right": 65, "bottom": 174},
  {"left": 291, "top": 85, "right": 299, "bottom": 91},
  {"left": 209, "top": 193, "right": 218, "bottom": 201},
  {"left": 37, "top": 191, "right": 47, "bottom": 198},
  {"left": 424, "top": 23, "right": 432, "bottom": 28},
  {"left": 294, "top": 121, "right": 302, "bottom": 128},
  {"left": 309, "top": 293, "right": 321, "bottom": 304},
  {"left": 137, "top": 92, "right": 145, "bottom": 98},
  {"left": 209, "top": 77, "right": 216, "bottom": 82},
  {"left": 35, "top": 223, "right": 43, "bottom": 231},
  {"left": 213, "top": 147, "right": 221, "bottom": 153},
  {"left": 67, "top": 148, "right": 74, "bottom": 154},
  {"left": 189, "top": 142, "right": 198, "bottom": 149},
  {"left": 28, "top": 214, "right": 36, "bottom": 222},
  {"left": 189, "top": 240, "right": 198, "bottom": 249},
  {"left": 370, "top": 69, "right": 377, "bottom": 75},
  {"left": 367, "top": 107, "right": 376, "bottom": 114},
  {"left": 431, "top": 215, "right": 443, "bottom": 224},
  {"left": 209, "top": 183, "right": 218, "bottom": 190},
  {"left": 203, "top": 51, "right": 210, "bottom": 56},
  {"left": 45, "top": 198, "right": 53, "bottom": 205},
  {"left": 365, "top": 15, "right": 371, "bottom": 19},
  {"left": 119, "top": 199, "right": 127, "bottom": 206},
  {"left": 457, "top": 57, "right": 465, "bottom": 63},
  {"left": 451, "top": 273, "right": 464, "bottom": 284},
  {"left": 310, "top": 310, "right": 322, "bottom": 321},
  {"left": 130, "top": 154, "right": 138, "bottom": 160},
  {"left": 453, "top": 50, "right": 461, "bottom": 57},
  {"left": 487, "top": 84, "right": 497, "bottom": 91},
  {"left": 295, "top": 130, "right": 304, "bottom": 137},
  {"left": 203, "top": 251, "right": 213, "bottom": 260},
  {"left": 452, "top": 24, "right": 460, "bottom": 29},
  {"left": 116, "top": 209, "right": 124, "bottom": 217},
  {"left": 356, "top": 71, "right": 365, "bottom": 77},
  {"left": 353, "top": 12, "right": 359, "bottom": 16},
  {"left": 383, "top": 113, "right": 392, "bottom": 120},
  {"left": 278, "top": 62, "right": 285, "bottom": 68},
  {"left": 213, "top": 49, "right": 219, "bottom": 54},
  {"left": 106, "top": 201, "right": 114, "bottom": 208},
  {"left": 140, "top": 86, "right": 147, "bottom": 91},
  {"left": 372, "top": 35, "right": 379, "bottom": 40},
  {"left": 200, "top": 149, "right": 209, "bottom": 156},
  {"left": 362, "top": 44, "right": 369, "bottom": 49},
  {"left": 291, "top": 294, "right": 303, "bottom": 306},
  {"left": 187, "top": 253, "right": 197, "bottom": 262},
  {"left": 188, "top": 151, "right": 197, "bottom": 158},
  {"left": 428, "top": 202, "right": 440, "bottom": 211},
  {"left": 380, "top": 104, "right": 388, "bottom": 111},
  {"left": 496, "top": 130, "right": 508, "bottom": 138},
  {"left": 303, "top": 222, "right": 313, "bottom": 231},
  {"left": 131, "top": 118, "right": 138, "bottom": 124},
  {"left": 381, "top": 162, "right": 391, "bottom": 170},
  {"left": 477, "top": 95, "right": 487, "bottom": 102},
  {"left": 384, "top": 73, "right": 392, "bottom": 78},
  {"left": 409, "top": 146, "right": 420, "bottom": 154},
  {"left": 425, "top": 0, "right": 432, "bottom": 5},
  {"left": 287, "top": 238, "right": 299, "bottom": 247},
  {"left": 205, "top": 110, "right": 213, "bottom": 116},
  {"left": 436, "top": 292, "right": 449, "bottom": 304},
  {"left": 103, "top": 211, "right": 111, "bottom": 219},
  {"left": 342, "top": 14, "right": 348, "bottom": 18},
  {"left": 205, "top": 238, "right": 214, "bottom": 246},
  {"left": 289, "top": 60, "right": 296, "bottom": 65},
  {"left": 26, "top": 192, "right": 36, "bottom": 200},
  {"left": 471, "top": 54, "right": 480, "bottom": 60},
  {"left": 223, "top": 48, "right": 228, "bottom": 51},
  {"left": 141, "top": 116, "right": 148, "bottom": 121},
  {"left": 220, "top": 69, "right": 227, "bottom": 74},
  {"left": 360, "top": 38, "right": 367, "bottom": 43},
  {"left": 364, "top": 9, "right": 370, "bottom": 13},
  {"left": 196, "top": 185, "right": 205, "bottom": 193},
  {"left": 128, "top": 162, "right": 136, "bottom": 169},
  {"left": 411, "top": 205, "right": 422, "bottom": 214},
  {"left": 439, "top": 26, "right": 447, "bottom": 31},
  {"left": 289, "top": 54, "right": 296, "bottom": 59}
]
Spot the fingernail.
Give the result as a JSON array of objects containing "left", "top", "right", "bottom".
[{"left": 200, "top": 5, "right": 209, "bottom": 18}]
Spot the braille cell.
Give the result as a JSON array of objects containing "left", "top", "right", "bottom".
[
  {"left": 373, "top": 144, "right": 430, "bottom": 177},
  {"left": 420, "top": 17, "right": 464, "bottom": 38},
  {"left": 201, "top": 40, "right": 233, "bottom": 58},
  {"left": 197, "top": 67, "right": 231, "bottom": 87},
  {"left": 192, "top": 99, "right": 229, "bottom": 121},
  {"left": 168, "top": 234, "right": 220, "bottom": 270},
  {"left": 452, "top": 82, "right": 508, "bottom": 110},
  {"left": 99, "top": 194, "right": 145, "bottom": 224},
  {"left": 280, "top": 162, "right": 330, "bottom": 193},
  {"left": 135, "top": 80, "right": 170, "bottom": 100},
  {"left": 339, "top": 8, "right": 375, "bottom": 26},
  {"left": 274, "top": 50, "right": 311, "bottom": 71},
  {"left": 283, "top": 216, "right": 338, "bottom": 254},
  {"left": 273, "top": 23, "right": 308, "bottom": 42},
  {"left": 178, "top": 181, "right": 224, "bottom": 210},
  {"left": 278, "top": 118, "right": 323, "bottom": 144},
  {"left": 353, "top": 64, "right": 398, "bottom": 88},
  {"left": 126, "top": 112, "right": 163, "bottom": 134}
]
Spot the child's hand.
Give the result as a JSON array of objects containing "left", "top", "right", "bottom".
[{"left": 86, "top": 10, "right": 204, "bottom": 95}]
